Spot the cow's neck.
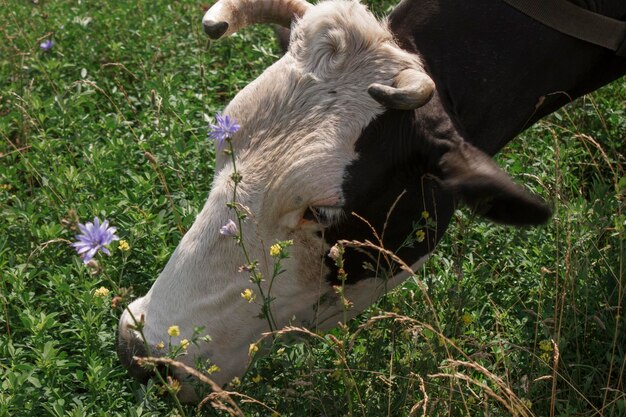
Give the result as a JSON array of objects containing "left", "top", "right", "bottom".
[{"left": 390, "top": 0, "right": 626, "bottom": 155}]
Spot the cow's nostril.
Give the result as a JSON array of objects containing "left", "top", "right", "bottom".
[
  {"left": 203, "top": 20, "right": 229, "bottom": 39},
  {"left": 117, "top": 330, "right": 153, "bottom": 383}
]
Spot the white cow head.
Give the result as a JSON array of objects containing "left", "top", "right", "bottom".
[
  {"left": 117, "top": 0, "right": 434, "bottom": 398},
  {"left": 117, "top": 0, "right": 551, "bottom": 401}
]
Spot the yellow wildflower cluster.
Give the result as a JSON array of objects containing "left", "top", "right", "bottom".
[
  {"left": 207, "top": 364, "right": 221, "bottom": 374},
  {"left": 269, "top": 243, "right": 282, "bottom": 257},
  {"left": 241, "top": 288, "right": 255, "bottom": 303},
  {"left": 461, "top": 313, "right": 474, "bottom": 325},
  {"left": 167, "top": 376, "right": 181, "bottom": 394},
  {"left": 539, "top": 340, "right": 553, "bottom": 363},
  {"left": 180, "top": 339, "right": 190, "bottom": 350},
  {"left": 168, "top": 325, "right": 180, "bottom": 337},
  {"left": 0, "top": 184, "right": 12, "bottom": 191},
  {"left": 539, "top": 339, "right": 552, "bottom": 352},
  {"left": 248, "top": 342, "right": 259, "bottom": 356},
  {"left": 415, "top": 230, "right": 426, "bottom": 242},
  {"left": 118, "top": 239, "right": 130, "bottom": 251},
  {"left": 251, "top": 374, "right": 262, "bottom": 383},
  {"left": 421, "top": 210, "right": 430, "bottom": 219},
  {"left": 269, "top": 240, "right": 294, "bottom": 257},
  {"left": 156, "top": 341, "right": 165, "bottom": 350},
  {"left": 94, "top": 287, "right": 110, "bottom": 297}
]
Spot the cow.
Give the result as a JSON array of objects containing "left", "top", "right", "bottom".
[{"left": 117, "top": 0, "right": 626, "bottom": 401}]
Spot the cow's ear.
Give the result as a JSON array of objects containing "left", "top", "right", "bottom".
[{"left": 438, "top": 141, "right": 552, "bottom": 226}]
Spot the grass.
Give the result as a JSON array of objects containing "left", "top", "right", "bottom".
[{"left": 0, "top": 0, "right": 624, "bottom": 416}]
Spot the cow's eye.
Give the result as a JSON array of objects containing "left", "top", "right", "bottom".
[{"left": 303, "top": 206, "right": 343, "bottom": 227}]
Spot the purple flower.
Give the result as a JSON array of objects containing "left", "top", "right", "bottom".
[
  {"left": 219, "top": 219, "right": 238, "bottom": 237},
  {"left": 209, "top": 113, "right": 240, "bottom": 148},
  {"left": 71, "top": 217, "right": 119, "bottom": 263},
  {"left": 40, "top": 39, "right": 54, "bottom": 52}
]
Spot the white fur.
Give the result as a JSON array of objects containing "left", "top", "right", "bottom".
[{"left": 119, "top": 0, "right": 430, "bottom": 396}]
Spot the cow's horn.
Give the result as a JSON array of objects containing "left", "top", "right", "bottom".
[
  {"left": 368, "top": 69, "right": 435, "bottom": 110},
  {"left": 203, "top": 0, "right": 311, "bottom": 40}
]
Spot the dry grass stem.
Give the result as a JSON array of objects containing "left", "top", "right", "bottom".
[
  {"left": 133, "top": 356, "right": 245, "bottom": 416},
  {"left": 549, "top": 339, "right": 560, "bottom": 417},
  {"left": 431, "top": 358, "right": 535, "bottom": 417},
  {"left": 408, "top": 376, "right": 429, "bottom": 417}
]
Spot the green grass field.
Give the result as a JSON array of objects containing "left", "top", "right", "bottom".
[{"left": 1, "top": 0, "right": 624, "bottom": 416}]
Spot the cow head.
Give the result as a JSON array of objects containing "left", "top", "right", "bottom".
[{"left": 118, "top": 0, "right": 551, "bottom": 400}]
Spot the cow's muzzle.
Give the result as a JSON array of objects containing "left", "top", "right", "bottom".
[{"left": 117, "top": 309, "right": 157, "bottom": 383}]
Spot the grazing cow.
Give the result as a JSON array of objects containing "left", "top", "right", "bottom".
[{"left": 117, "top": 0, "right": 626, "bottom": 400}]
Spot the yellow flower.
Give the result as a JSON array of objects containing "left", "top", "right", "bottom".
[
  {"left": 155, "top": 341, "right": 165, "bottom": 350},
  {"left": 168, "top": 325, "right": 180, "bottom": 337},
  {"left": 241, "top": 288, "right": 255, "bottom": 303},
  {"left": 180, "top": 339, "right": 190, "bottom": 350},
  {"left": 539, "top": 339, "right": 552, "bottom": 352},
  {"left": 269, "top": 243, "right": 282, "bottom": 257},
  {"left": 167, "top": 376, "right": 181, "bottom": 394},
  {"left": 421, "top": 210, "right": 429, "bottom": 219},
  {"left": 248, "top": 343, "right": 259, "bottom": 356},
  {"left": 118, "top": 239, "right": 130, "bottom": 251},
  {"left": 415, "top": 230, "right": 426, "bottom": 242},
  {"left": 276, "top": 347, "right": 285, "bottom": 356},
  {"left": 461, "top": 313, "right": 474, "bottom": 325},
  {"left": 0, "top": 184, "right": 11, "bottom": 191},
  {"left": 251, "top": 374, "right": 262, "bottom": 383},
  {"left": 207, "top": 364, "right": 221, "bottom": 374},
  {"left": 230, "top": 376, "right": 241, "bottom": 387},
  {"left": 94, "top": 287, "right": 110, "bottom": 297}
]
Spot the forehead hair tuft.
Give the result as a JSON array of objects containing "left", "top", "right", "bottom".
[{"left": 289, "top": 0, "right": 393, "bottom": 76}]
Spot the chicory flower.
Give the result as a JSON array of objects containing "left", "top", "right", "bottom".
[
  {"left": 40, "top": 39, "right": 54, "bottom": 51},
  {"left": 209, "top": 113, "right": 240, "bottom": 148},
  {"left": 219, "top": 219, "right": 238, "bottom": 237},
  {"left": 71, "top": 217, "right": 119, "bottom": 263}
]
